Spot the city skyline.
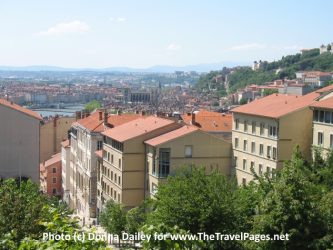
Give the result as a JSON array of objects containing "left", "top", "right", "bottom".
[{"left": 0, "top": 0, "right": 332, "bottom": 68}]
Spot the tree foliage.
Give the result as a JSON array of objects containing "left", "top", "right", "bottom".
[{"left": 84, "top": 100, "right": 101, "bottom": 112}]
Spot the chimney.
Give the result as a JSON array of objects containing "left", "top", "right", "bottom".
[
  {"left": 75, "top": 111, "right": 81, "bottom": 121},
  {"left": 191, "top": 112, "right": 196, "bottom": 124},
  {"left": 117, "top": 109, "right": 122, "bottom": 115},
  {"left": 98, "top": 111, "right": 103, "bottom": 121},
  {"left": 141, "top": 110, "right": 146, "bottom": 116},
  {"left": 135, "top": 110, "right": 139, "bottom": 114},
  {"left": 104, "top": 110, "right": 108, "bottom": 125}
]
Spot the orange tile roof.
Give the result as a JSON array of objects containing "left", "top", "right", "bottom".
[
  {"left": 102, "top": 116, "right": 175, "bottom": 142},
  {"left": 0, "top": 98, "right": 42, "bottom": 120},
  {"left": 73, "top": 111, "right": 141, "bottom": 132},
  {"left": 181, "top": 110, "right": 232, "bottom": 132},
  {"left": 310, "top": 96, "right": 333, "bottom": 109},
  {"left": 145, "top": 125, "right": 198, "bottom": 146},
  {"left": 43, "top": 153, "right": 61, "bottom": 167},
  {"left": 61, "top": 139, "right": 70, "bottom": 148},
  {"left": 314, "top": 84, "right": 333, "bottom": 94},
  {"left": 95, "top": 150, "right": 103, "bottom": 158},
  {"left": 232, "top": 92, "right": 320, "bottom": 118}
]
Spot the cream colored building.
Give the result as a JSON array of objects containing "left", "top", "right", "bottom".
[
  {"left": 68, "top": 110, "right": 140, "bottom": 218},
  {"left": 99, "top": 116, "right": 181, "bottom": 209},
  {"left": 40, "top": 116, "right": 75, "bottom": 163},
  {"left": 61, "top": 140, "right": 71, "bottom": 205},
  {"left": 0, "top": 99, "right": 42, "bottom": 183},
  {"left": 232, "top": 92, "right": 321, "bottom": 185},
  {"left": 311, "top": 95, "right": 333, "bottom": 158},
  {"left": 144, "top": 126, "right": 232, "bottom": 198}
]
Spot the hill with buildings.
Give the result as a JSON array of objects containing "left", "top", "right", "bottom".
[{"left": 196, "top": 46, "right": 333, "bottom": 93}]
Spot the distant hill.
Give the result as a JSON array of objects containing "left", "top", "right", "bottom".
[
  {"left": 196, "top": 49, "right": 333, "bottom": 93},
  {"left": 0, "top": 61, "right": 250, "bottom": 73}
]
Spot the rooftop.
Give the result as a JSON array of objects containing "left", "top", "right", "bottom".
[
  {"left": 0, "top": 98, "right": 42, "bottom": 120},
  {"left": 61, "top": 139, "right": 70, "bottom": 148},
  {"left": 310, "top": 96, "right": 333, "bottom": 109},
  {"left": 181, "top": 109, "right": 232, "bottom": 132},
  {"left": 145, "top": 125, "right": 198, "bottom": 146},
  {"left": 73, "top": 111, "right": 141, "bottom": 132},
  {"left": 232, "top": 92, "right": 320, "bottom": 118},
  {"left": 42, "top": 153, "right": 61, "bottom": 167},
  {"left": 102, "top": 116, "right": 175, "bottom": 142}
]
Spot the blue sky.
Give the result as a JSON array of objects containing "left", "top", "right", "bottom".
[{"left": 0, "top": 0, "right": 332, "bottom": 68}]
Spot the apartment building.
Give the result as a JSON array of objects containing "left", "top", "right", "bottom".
[
  {"left": 40, "top": 153, "right": 62, "bottom": 197},
  {"left": 61, "top": 140, "right": 71, "bottom": 205},
  {"left": 40, "top": 116, "right": 75, "bottom": 162},
  {"left": 68, "top": 110, "right": 140, "bottom": 218},
  {"left": 232, "top": 92, "right": 321, "bottom": 185},
  {"left": 311, "top": 95, "right": 333, "bottom": 158},
  {"left": 145, "top": 125, "right": 232, "bottom": 197},
  {"left": 99, "top": 116, "right": 181, "bottom": 209},
  {"left": 0, "top": 99, "right": 42, "bottom": 183}
]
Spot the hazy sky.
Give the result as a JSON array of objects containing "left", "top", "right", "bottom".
[{"left": 0, "top": 0, "right": 332, "bottom": 68}]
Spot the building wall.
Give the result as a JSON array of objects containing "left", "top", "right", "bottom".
[
  {"left": 40, "top": 117, "right": 75, "bottom": 163},
  {"left": 0, "top": 104, "right": 40, "bottom": 183},
  {"left": 147, "top": 130, "right": 232, "bottom": 198},
  {"left": 232, "top": 107, "right": 313, "bottom": 185},
  {"left": 62, "top": 145, "right": 71, "bottom": 204}
]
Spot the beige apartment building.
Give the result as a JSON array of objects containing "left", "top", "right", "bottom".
[
  {"left": 232, "top": 92, "right": 320, "bottom": 185},
  {"left": 145, "top": 125, "right": 232, "bottom": 197},
  {"left": 67, "top": 110, "right": 140, "bottom": 218},
  {"left": 61, "top": 140, "right": 71, "bottom": 205},
  {"left": 99, "top": 116, "right": 181, "bottom": 209},
  {"left": 40, "top": 116, "right": 75, "bottom": 163},
  {"left": 311, "top": 95, "right": 333, "bottom": 158},
  {"left": 0, "top": 99, "right": 42, "bottom": 183}
]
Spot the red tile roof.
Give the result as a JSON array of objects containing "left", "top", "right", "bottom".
[
  {"left": 310, "top": 96, "right": 333, "bottom": 109},
  {"left": 232, "top": 92, "right": 320, "bottom": 118},
  {"left": 43, "top": 153, "right": 61, "bottom": 167},
  {"left": 95, "top": 150, "right": 103, "bottom": 158},
  {"left": 61, "top": 139, "right": 70, "bottom": 148},
  {"left": 314, "top": 84, "right": 333, "bottom": 94},
  {"left": 0, "top": 98, "right": 42, "bottom": 120},
  {"left": 73, "top": 111, "right": 141, "bottom": 132},
  {"left": 102, "top": 116, "right": 175, "bottom": 142},
  {"left": 145, "top": 125, "right": 198, "bottom": 146},
  {"left": 181, "top": 110, "right": 232, "bottom": 132}
]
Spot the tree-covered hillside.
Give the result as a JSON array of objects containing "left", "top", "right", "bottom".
[{"left": 196, "top": 49, "right": 333, "bottom": 93}]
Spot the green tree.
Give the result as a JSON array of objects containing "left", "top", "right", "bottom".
[
  {"left": 145, "top": 168, "right": 241, "bottom": 249},
  {"left": 263, "top": 88, "right": 278, "bottom": 96},
  {"left": 99, "top": 200, "right": 126, "bottom": 247},
  {"left": 239, "top": 98, "right": 247, "bottom": 105},
  {"left": 249, "top": 147, "right": 329, "bottom": 250},
  {"left": 84, "top": 100, "right": 101, "bottom": 112}
]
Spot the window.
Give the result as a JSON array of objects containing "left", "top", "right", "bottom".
[
  {"left": 273, "top": 147, "right": 277, "bottom": 160},
  {"left": 52, "top": 177, "right": 56, "bottom": 183},
  {"left": 97, "top": 141, "right": 103, "bottom": 150},
  {"left": 314, "top": 110, "right": 319, "bottom": 121},
  {"left": 318, "top": 132, "right": 324, "bottom": 145},
  {"left": 243, "top": 140, "right": 248, "bottom": 151},
  {"left": 118, "top": 176, "right": 121, "bottom": 185},
  {"left": 111, "top": 171, "right": 113, "bottom": 181},
  {"left": 267, "top": 146, "right": 272, "bottom": 158},
  {"left": 234, "top": 157, "right": 238, "bottom": 167},
  {"left": 119, "top": 159, "right": 122, "bottom": 169},
  {"left": 114, "top": 190, "right": 116, "bottom": 199},
  {"left": 159, "top": 148, "right": 170, "bottom": 178},
  {"left": 331, "top": 112, "right": 333, "bottom": 124},
  {"left": 252, "top": 121, "right": 256, "bottom": 134},
  {"left": 319, "top": 111, "right": 324, "bottom": 122},
  {"left": 259, "top": 164, "right": 263, "bottom": 175},
  {"left": 269, "top": 126, "right": 277, "bottom": 138},
  {"left": 118, "top": 194, "right": 121, "bottom": 202},
  {"left": 244, "top": 120, "right": 248, "bottom": 132},
  {"left": 52, "top": 188, "right": 57, "bottom": 194},
  {"left": 185, "top": 146, "right": 193, "bottom": 158},
  {"left": 235, "top": 119, "right": 239, "bottom": 130},
  {"left": 115, "top": 173, "right": 117, "bottom": 183},
  {"left": 235, "top": 138, "right": 239, "bottom": 148},
  {"left": 325, "top": 111, "right": 331, "bottom": 123},
  {"left": 111, "top": 154, "right": 114, "bottom": 164},
  {"left": 242, "top": 178, "right": 247, "bottom": 185},
  {"left": 259, "top": 144, "right": 264, "bottom": 156},
  {"left": 266, "top": 166, "right": 271, "bottom": 176},
  {"left": 260, "top": 123, "right": 265, "bottom": 135},
  {"left": 52, "top": 168, "right": 56, "bottom": 173},
  {"left": 330, "top": 134, "right": 333, "bottom": 149},
  {"left": 250, "top": 161, "right": 255, "bottom": 171},
  {"left": 251, "top": 142, "right": 255, "bottom": 153},
  {"left": 243, "top": 159, "right": 247, "bottom": 171}
]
